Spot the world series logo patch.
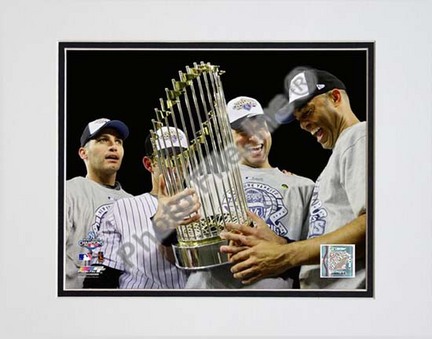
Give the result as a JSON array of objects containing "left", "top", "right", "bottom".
[
  {"left": 320, "top": 244, "right": 355, "bottom": 278},
  {"left": 222, "top": 181, "right": 289, "bottom": 237}
]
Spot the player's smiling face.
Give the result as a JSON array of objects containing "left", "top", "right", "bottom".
[
  {"left": 83, "top": 128, "right": 125, "bottom": 175},
  {"left": 294, "top": 92, "right": 344, "bottom": 150},
  {"left": 232, "top": 117, "right": 272, "bottom": 168}
]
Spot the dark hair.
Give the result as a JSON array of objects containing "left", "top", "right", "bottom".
[{"left": 144, "top": 134, "right": 154, "bottom": 157}]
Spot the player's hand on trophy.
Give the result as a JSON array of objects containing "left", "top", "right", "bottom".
[
  {"left": 152, "top": 175, "right": 201, "bottom": 243},
  {"left": 226, "top": 237, "right": 293, "bottom": 285},
  {"left": 219, "top": 211, "right": 289, "bottom": 284},
  {"left": 220, "top": 210, "right": 287, "bottom": 248}
]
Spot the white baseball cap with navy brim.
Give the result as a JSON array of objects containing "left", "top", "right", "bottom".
[{"left": 80, "top": 118, "right": 129, "bottom": 146}]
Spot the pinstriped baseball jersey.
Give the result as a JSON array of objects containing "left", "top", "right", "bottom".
[{"left": 97, "top": 193, "right": 187, "bottom": 289}]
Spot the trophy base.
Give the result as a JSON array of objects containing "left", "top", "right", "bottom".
[{"left": 172, "top": 239, "right": 229, "bottom": 270}]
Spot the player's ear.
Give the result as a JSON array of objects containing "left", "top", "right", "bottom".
[
  {"left": 78, "top": 147, "right": 88, "bottom": 160},
  {"left": 142, "top": 156, "right": 153, "bottom": 173},
  {"left": 329, "top": 89, "right": 342, "bottom": 106}
]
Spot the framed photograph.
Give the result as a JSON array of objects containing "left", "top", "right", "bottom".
[{"left": 58, "top": 42, "right": 374, "bottom": 297}]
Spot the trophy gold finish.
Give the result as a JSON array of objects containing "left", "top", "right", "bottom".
[{"left": 150, "top": 62, "right": 249, "bottom": 270}]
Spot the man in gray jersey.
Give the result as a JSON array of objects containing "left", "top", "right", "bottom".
[
  {"left": 220, "top": 68, "right": 367, "bottom": 289},
  {"left": 185, "top": 96, "right": 314, "bottom": 289},
  {"left": 83, "top": 127, "right": 201, "bottom": 289},
  {"left": 65, "top": 118, "right": 132, "bottom": 289}
]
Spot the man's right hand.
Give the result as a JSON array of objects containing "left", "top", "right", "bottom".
[{"left": 152, "top": 175, "right": 201, "bottom": 243}]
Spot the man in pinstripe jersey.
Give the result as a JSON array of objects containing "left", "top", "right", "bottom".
[{"left": 83, "top": 127, "right": 201, "bottom": 289}]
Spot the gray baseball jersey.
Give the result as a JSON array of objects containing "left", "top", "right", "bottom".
[
  {"left": 65, "top": 176, "right": 132, "bottom": 289},
  {"left": 300, "top": 121, "right": 367, "bottom": 289},
  {"left": 186, "top": 165, "right": 314, "bottom": 289},
  {"left": 97, "top": 193, "right": 188, "bottom": 289}
]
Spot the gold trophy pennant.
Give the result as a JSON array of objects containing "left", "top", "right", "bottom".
[{"left": 150, "top": 62, "right": 249, "bottom": 269}]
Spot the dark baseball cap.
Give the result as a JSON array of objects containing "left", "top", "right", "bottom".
[
  {"left": 275, "top": 67, "right": 346, "bottom": 124},
  {"left": 80, "top": 118, "right": 129, "bottom": 146}
]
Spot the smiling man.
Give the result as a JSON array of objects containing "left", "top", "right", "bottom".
[
  {"left": 279, "top": 68, "right": 367, "bottom": 288},
  {"left": 220, "top": 68, "right": 367, "bottom": 290},
  {"left": 185, "top": 96, "right": 314, "bottom": 289},
  {"left": 65, "top": 118, "right": 132, "bottom": 289},
  {"left": 229, "top": 96, "right": 315, "bottom": 244}
]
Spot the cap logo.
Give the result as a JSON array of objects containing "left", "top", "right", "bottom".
[
  {"left": 288, "top": 72, "right": 310, "bottom": 103},
  {"left": 316, "top": 84, "right": 325, "bottom": 90},
  {"left": 154, "top": 126, "right": 188, "bottom": 150},
  {"left": 232, "top": 98, "right": 257, "bottom": 111},
  {"left": 88, "top": 118, "right": 109, "bottom": 134},
  {"left": 161, "top": 131, "right": 181, "bottom": 143}
]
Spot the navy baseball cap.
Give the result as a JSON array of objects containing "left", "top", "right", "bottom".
[
  {"left": 80, "top": 118, "right": 129, "bottom": 146},
  {"left": 275, "top": 67, "right": 346, "bottom": 124}
]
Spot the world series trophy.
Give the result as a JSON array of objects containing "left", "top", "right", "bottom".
[{"left": 150, "top": 62, "right": 249, "bottom": 270}]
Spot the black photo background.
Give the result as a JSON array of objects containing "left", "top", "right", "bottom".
[{"left": 64, "top": 45, "right": 368, "bottom": 196}]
